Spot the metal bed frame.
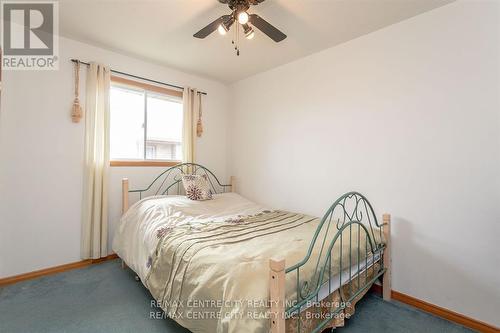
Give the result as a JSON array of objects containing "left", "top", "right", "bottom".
[
  {"left": 120, "top": 163, "right": 391, "bottom": 333},
  {"left": 269, "top": 192, "right": 391, "bottom": 333}
]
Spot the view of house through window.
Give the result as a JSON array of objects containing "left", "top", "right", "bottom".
[{"left": 110, "top": 82, "right": 183, "bottom": 162}]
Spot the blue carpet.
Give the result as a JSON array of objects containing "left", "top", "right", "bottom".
[{"left": 0, "top": 260, "right": 473, "bottom": 333}]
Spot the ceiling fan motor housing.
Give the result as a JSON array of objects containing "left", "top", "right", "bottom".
[{"left": 218, "top": 0, "right": 264, "bottom": 12}]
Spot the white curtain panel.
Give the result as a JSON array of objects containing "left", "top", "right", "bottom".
[
  {"left": 182, "top": 87, "right": 198, "bottom": 163},
  {"left": 81, "top": 63, "right": 111, "bottom": 259}
]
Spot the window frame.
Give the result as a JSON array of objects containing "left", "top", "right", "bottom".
[{"left": 109, "top": 76, "right": 183, "bottom": 167}]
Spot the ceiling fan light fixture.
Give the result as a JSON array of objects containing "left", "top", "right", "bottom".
[
  {"left": 243, "top": 24, "right": 254, "bottom": 39},
  {"left": 218, "top": 16, "right": 234, "bottom": 35},
  {"left": 237, "top": 11, "right": 249, "bottom": 24},
  {"left": 217, "top": 24, "right": 227, "bottom": 35},
  {"left": 246, "top": 30, "right": 255, "bottom": 39}
]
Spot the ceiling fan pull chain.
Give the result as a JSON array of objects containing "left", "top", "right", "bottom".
[{"left": 237, "top": 23, "right": 240, "bottom": 56}]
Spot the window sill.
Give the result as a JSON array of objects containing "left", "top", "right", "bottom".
[{"left": 110, "top": 160, "right": 181, "bottom": 167}]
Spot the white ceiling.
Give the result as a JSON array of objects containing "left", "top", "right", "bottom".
[{"left": 59, "top": 0, "right": 454, "bottom": 83}]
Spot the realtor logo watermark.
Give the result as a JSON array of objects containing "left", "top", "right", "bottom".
[{"left": 1, "top": 1, "right": 59, "bottom": 70}]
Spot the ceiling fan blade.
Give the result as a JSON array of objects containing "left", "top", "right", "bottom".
[
  {"left": 249, "top": 14, "right": 286, "bottom": 42},
  {"left": 193, "top": 15, "right": 230, "bottom": 39}
]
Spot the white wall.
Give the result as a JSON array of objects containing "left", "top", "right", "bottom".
[
  {"left": 0, "top": 37, "right": 230, "bottom": 278},
  {"left": 228, "top": 1, "right": 500, "bottom": 326}
]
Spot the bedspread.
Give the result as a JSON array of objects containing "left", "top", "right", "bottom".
[{"left": 144, "top": 210, "right": 382, "bottom": 333}]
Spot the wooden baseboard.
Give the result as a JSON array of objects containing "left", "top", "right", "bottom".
[
  {"left": 370, "top": 285, "right": 498, "bottom": 333},
  {"left": 0, "top": 254, "right": 118, "bottom": 287}
]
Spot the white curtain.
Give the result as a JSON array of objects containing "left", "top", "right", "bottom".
[
  {"left": 81, "top": 63, "right": 111, "bottom": 259},
  {"left": 182, "top": 87, "right": 198, "bottom": 163}
]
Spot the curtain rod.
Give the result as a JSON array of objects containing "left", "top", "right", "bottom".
[{"left": 70, "top": 59, "right": 207, "bottom": 96}]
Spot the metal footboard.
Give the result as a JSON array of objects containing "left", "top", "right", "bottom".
[{"left": 269, "top": 192, "right": 391, "bottom": 333}]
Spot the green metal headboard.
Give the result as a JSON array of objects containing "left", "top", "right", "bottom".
[{"left": 128, "top": 163, "right": 232, "bottom": 199}]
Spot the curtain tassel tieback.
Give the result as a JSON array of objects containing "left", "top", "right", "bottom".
[
  {"left": 196, "top": 93, "right": 203, "bottom": 137},
  {"left": 71, "top": 61, "right": 83, "bottom": 123}
]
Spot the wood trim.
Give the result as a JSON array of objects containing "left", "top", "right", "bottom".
[
  {"left": 0, "top": 254, "right": 118, "bottom": 287},
  {"left": 370, "top": 285, "right": 499, "bottom": 332},
  {"left": 88, "top": 254, "right": 119, "bottom": 264},
  {"left": 111, "top": 75, "right": 183, "bottom": 98},
  {"left": 110, "top": 160, "right": 181, "bottom": 167}
]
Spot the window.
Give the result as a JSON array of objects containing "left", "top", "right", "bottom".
[{"left": 109, "top": 77, "right": 183, "bottom": 166}]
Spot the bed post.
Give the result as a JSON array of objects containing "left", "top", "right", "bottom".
[
  {"left": 269, "top": 258, "right": 285, "bottom": 333},
  {"left": 122, "top": 178, "right": 129, "bottom": 214},
  {"left": 121, "top": 178, "right": 129, "bottom": 270},
  {"left": 230, "top": 176, "right": 236, "bottom": 193},
  {"left": 382, "top": 213, "right": 391, "bottom": 301}
]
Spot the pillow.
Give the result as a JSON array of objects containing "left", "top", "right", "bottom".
[{"left": 181, "top": 174, "right": 213, "bottom": 201}]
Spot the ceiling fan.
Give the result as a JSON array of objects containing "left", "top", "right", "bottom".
[{"left": 193, "top": 0, "right": 287, "bottom": 56}]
